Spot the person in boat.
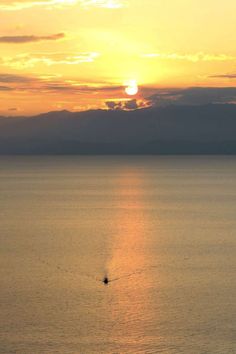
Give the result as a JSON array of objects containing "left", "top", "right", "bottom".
[{"left": 103, "top": 277, "right": 109, "bottom": 285}]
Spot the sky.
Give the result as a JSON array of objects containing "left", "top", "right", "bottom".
[{"left": 0, "top": 0, "right": 236, "bottom": 115}]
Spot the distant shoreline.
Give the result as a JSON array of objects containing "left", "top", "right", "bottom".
[{"left": 1, "top": 104, "right": 236, "bottom": 155}]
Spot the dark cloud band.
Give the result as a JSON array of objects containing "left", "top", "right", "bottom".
[
  {"left": 210, "top": 74, "right": 236, "bottom": 79},
  {"left": 148, "top": 87, "right": 236, "bottom": 106},
  {"left": 0, "top": 73, "right": 38, "bottom": 83},
  {"left": 0, "top": 33, "right": 64, "bottom": 43}
]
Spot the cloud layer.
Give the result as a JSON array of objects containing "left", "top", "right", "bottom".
[
  {"left": 105, "top": 99, "right": 150, "bottom": 110},
  {"left": 210, "top": 73, "right": 236, "bottom": 79},
  {"left": 142, "top": 52, "right": 236, "bottom": 62},
  {"left": 0, "top": 72, "right": 123, "bottom": 95},
  {"left": 0, "top": 0, "right": 127, "bottom": 11},
  {"left": 148, "top": 87, "right": 236, "bottom": 106},
  {"left": 1, "top": 74, "right": 236, "bottom": 112},
  {"left": 0, "top": 33, "right": 64, "bottom": 43},
  {"left": 0, "top": 73, "right": 38, "bottom": 82},
  {"left": 1, "top": 52, "right": 100, "bottom": 68}
]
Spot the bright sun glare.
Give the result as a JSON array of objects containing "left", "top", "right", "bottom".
[{"left": 125, "top": 80, "right": 138, "bottom": 96}]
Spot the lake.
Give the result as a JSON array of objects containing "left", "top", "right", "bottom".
[{"left": 0, "top": 156, "right": 236, "bottom": 354}]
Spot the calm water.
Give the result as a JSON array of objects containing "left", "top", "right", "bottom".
[{"left": 0, "top": 156, "right": 236, "bottom": 354}]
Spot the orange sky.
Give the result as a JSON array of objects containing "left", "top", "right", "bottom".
[{"left": 0, "top": 0, "right": 236, "bottom": 115}]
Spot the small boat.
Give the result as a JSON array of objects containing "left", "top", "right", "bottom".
[{"left": 103, "top": 277, "right": 109, "bottom": 285}]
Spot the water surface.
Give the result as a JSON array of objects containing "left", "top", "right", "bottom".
[{"left": 0, "top": 156, "right": 236, "bottom": 353}]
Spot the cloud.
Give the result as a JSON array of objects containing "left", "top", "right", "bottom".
[
  {"left": 123, "top": 99, "right": 138, "bottom": 110},
  {"left": 0, "top": 33, "right": 64, "bottom": 44},
  {"left": 105, "top": 101, "right": 122, "bottom": 110},
  {"left": 81, "top": 0, "right": 127, "bottom": 8},
  {"left": 105, "top": 99, "right": 150, "bottom": 110},
  {"left": 210, "top": 73, "right": 236, "bottom": 79},
  {"left": 141, "top": 52, "right": 236, "bottom": 62},
  {"left": 0, "top": 0, "right": 74, "bottom": 10},
  {"left": 0, "top": 0, "right": 127, "bottom": 11},
  {"left": 0, "top": 73, "right": 38, "bottom": 82},
  {"left": 0, "top": 73, "right": 125, "bottom": 96},
  {"left": 0, "top": 86, "right": 13, "bottom": 91},
  {"left": 0, "top": 52, "right": 100, "bottom": 68},
  {"left": 39, "top": 83, "right": 123, "bottom": 94},
  {"left": 148, "top": 87, "right": 236, "bottom": 106},
  {"left": 2, "top": 72, "right": 236, "bottom": 108}
]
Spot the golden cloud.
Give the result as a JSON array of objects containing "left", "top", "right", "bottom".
[
  {"left": 141, "top": 52, "right": 236, "bottom": 62},
  {"left": 1, "top": 52, "right": 100, "bottom": 68},
  {"left": 0, "top": 0, "right": 127, "bottom": 10}
]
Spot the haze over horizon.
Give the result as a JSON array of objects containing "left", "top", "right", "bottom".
[{"left": 1, "top": 0, "right": 236, "bottom": 116}]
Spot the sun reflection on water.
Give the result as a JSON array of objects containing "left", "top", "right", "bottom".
[{"left": 104, "top": 168, "right": 159, "bottom": 348}]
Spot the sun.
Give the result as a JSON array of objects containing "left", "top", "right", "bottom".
[{"left": 125, "top": 80, "right": 138, "bottom": 96}]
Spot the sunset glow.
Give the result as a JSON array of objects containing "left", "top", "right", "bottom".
[{"left": 0, "top": 0, "right": 236, "bottom": 115}]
